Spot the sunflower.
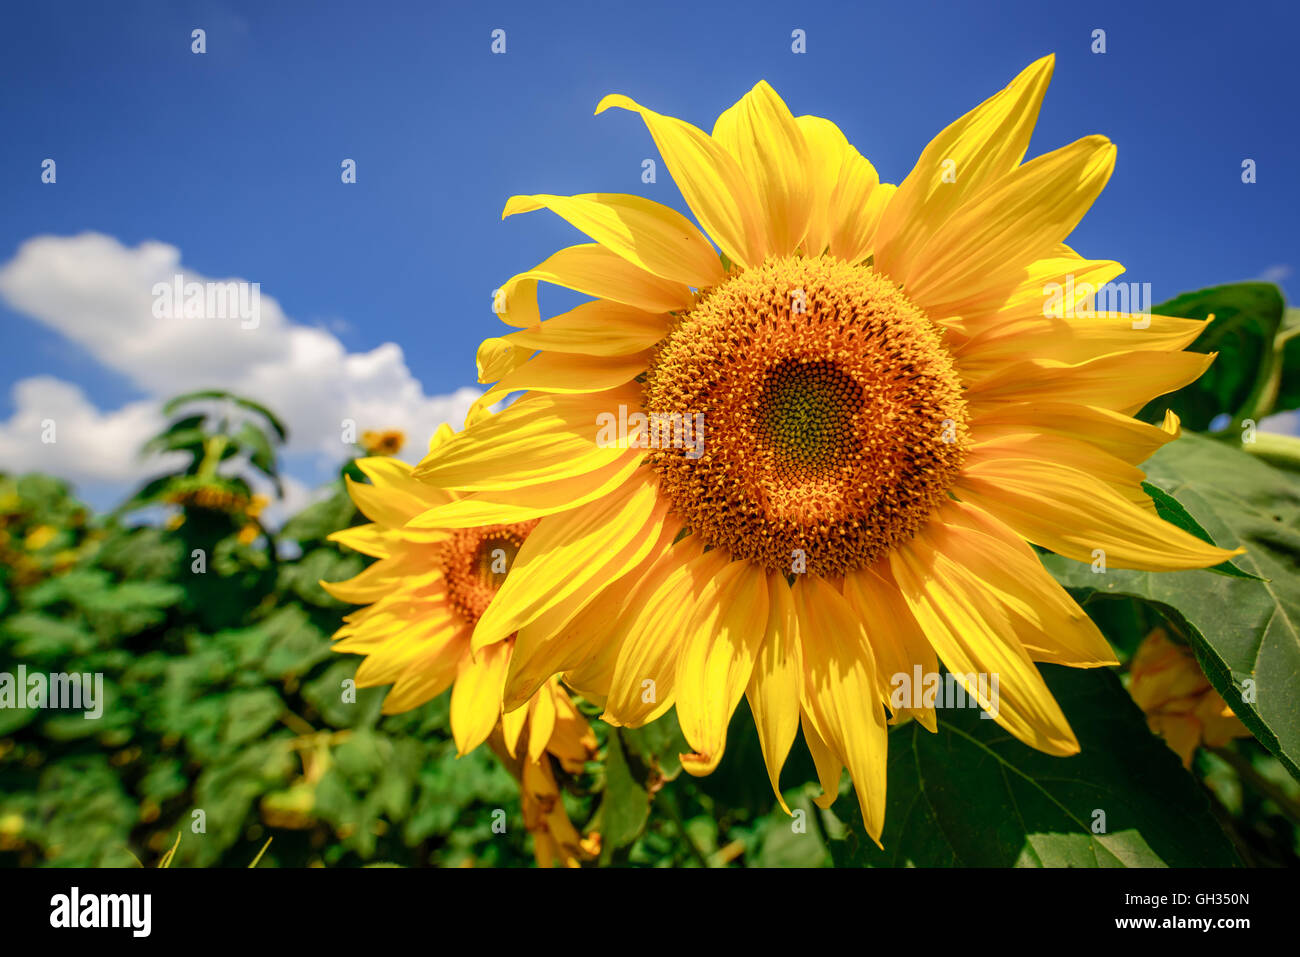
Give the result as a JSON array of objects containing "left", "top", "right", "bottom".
[
  {"left": 1129, "top": 627, "right": 1250, "bottom": 768},
  {"left": 407, "top": 56, "right": 1242, "bottom": 842},
  {"left": 321, "top": 426, "right": 599, "bottom": 865}
]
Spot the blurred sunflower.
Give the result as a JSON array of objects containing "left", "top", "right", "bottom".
[
  {"left": 1129, "top": 627, "right": 1250, "bottom": 768},
  {"left": 361, "top": 429, "right": 406, "bottom": 457},
  {"left": 322, "top": 425, "right": 599, "bottom": 866},
  {"left": 406, "top": 56, "right": 1241, "bottom": 842}
]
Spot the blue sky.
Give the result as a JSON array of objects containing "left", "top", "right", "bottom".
[{"left": 1, "top": 0, "right": 1296, "bottom": 507}]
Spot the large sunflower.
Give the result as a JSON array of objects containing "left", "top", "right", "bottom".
[
  {"left": 322, "top": 428, "right": 599, "bottom": 866},
  {"left": 407, "top": 56, "right": 1240, "bottom": 841}
]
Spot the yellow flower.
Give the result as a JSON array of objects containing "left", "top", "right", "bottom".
[
  {"left": 361, "top": 429, "right": 406, "bottom": 457},
  {"left": 406, "top": 56, "right": 1241, "bottom": 843},
  {"left": 1129, "top": 627, "right": 1250, "bottom": 767},
  {"left": 323, "top": 425, "right": 598, "bottom": 863},
  {"left": 23, "top": 525, "right": 57, "bottom": 551}
]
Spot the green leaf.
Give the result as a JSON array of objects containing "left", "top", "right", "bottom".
[
  {"left": 596, "top": 729, "right": 650, "bottom": 853},
  {"left": 1138, "top": 282, "right": 1285, "bottom": 429},
  {"left": 830, "top": 666, "right": 1240, "bottom": 867},
  {"left": 1045, "top": 432, "right": 1300, "bottom": 780},
  {"left": 279, "top": 484, "right": 356, "bottom": 545},
  {"left": 1270, "top": 306, "right": 1300, "bottom": 417},
  {"left": 1140, "top": 482, "right": 1262, "bottom": 580}
]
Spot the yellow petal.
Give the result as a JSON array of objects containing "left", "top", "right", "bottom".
[
  {"left": 381, "top": 624, "right": 468, "bottom": 714},
  {"left": 503, "top": 512, "right": 683, "bottom": 710},
  {"left": 603, "top": 541, "right": 730, "bottom": 726},
  {"left": 712, "top": 81, "right": 812, "bottom": 256},
  {"left": 504, "top": 193, "right": 723, "bottom": 288},
  {"left": 792, "top": 574, "right": 889, "bottom": 844},
  {"left": 795, "top": 115, "right": 849, "bottom": 255},
  {"left": 411, "top": 385, "right": 640, "bottom": 494},
  {"left": 501, "top": 299, "right": 669, "bottom": 357},
  {"left": 875, "top": 55, "right": 1055, "bottom": 285},
  {"left": 418, "top": 454, "right": 645, "bottom": 528},
  {"left": 526, "top": 682, "right": 558, "bottom": 763},
  {"left": 890, "top": 521, "right": 1080, "bottom": 757},
  {"left": 476, "top": 350, "right": 650, "bottom": 408},
  {"left": 942, "top": 500, "right": 1119, "bottom": 668},
  {"left": 967, "top": 350, "right": 1216, "bottom": 417},
  {"left": 958, "top": 313, "right": 1207, "bottom": 379},
  {"left": 472, "top": 474, "right": 670, "bottom": 648},
  {"left": 496, "top": 243, "right": 693, "bottom": 320},
  {"left": 937, "top": 251, "right": 1124, "bottom": 341},
  {"left": 450, "top": 641, "right": 512, "bottom": 756},
  {"left": 841, "top": 563, "right": 939, "bottom": 731},
  {"left": 800, "top": 710, "right": 843, "bottom": 810},
  {"left": 745, "top": 572, "right": 803, "bottom": 812},
  {"left": 955, "top": 454, "right": 1243, "bottom": 570},
  {"left": 597, "top": 93, "right": 765, "bottom": 268},
  {"left": 968, "top": 401, "right": 1178, "bottom": 466},
  {"left": 904, "top": 135, "right": 1116, "bottom": 316},
  {"left": 676, "top": 561, "right": 771, "bottom": 776}
]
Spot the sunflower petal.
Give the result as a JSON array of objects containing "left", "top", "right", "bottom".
[
  {"left": 793, "top": 574, "right": 889, "bottom": 844},
  {"left": 504, "top": 192, "right": 724, "bottom": 287},
  {"left": 597, "top": 93, "right": 766, "bottom": 268},
  {"left": 712, "top": 81, "right": 812, "bottom": 256},
  {"left": 676, "top": 560, "right": 770, "bottom": 776}
]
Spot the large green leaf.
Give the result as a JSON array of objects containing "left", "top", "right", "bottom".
[
  {"left": 1138, "top": 282, "right": 1285, "bottom": 429},
  {"left": 830, "top": 666, "right": 1240, "bottom": 867},
  {"left": 1045, "top": 432, "right": 1300, "bottom": 780}
]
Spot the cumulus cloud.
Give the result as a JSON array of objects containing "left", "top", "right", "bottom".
[
  {"left": 0, "top": 233, "right": 479, "bottom": 494},
  {"left": 0, "top": 377, "right": 176, "bottom": 485}
]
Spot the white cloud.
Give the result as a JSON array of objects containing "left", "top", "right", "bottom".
[
  {"left": 0, "top": 376, "right": 178, "bottom": 485},
  {"left": 0, "top": 233, "right": 479, "bottom": 494},
  {"left": 1256, "top": 264, "right": 1292, "bottom": 285}
]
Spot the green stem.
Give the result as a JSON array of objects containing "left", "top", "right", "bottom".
[{"left": 1243, "top": 432, "right": 1300, "bottom": 473}]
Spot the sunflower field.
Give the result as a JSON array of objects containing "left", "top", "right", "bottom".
[{"left": 2, "top": 271, "right": 1299, "bottom": 869}]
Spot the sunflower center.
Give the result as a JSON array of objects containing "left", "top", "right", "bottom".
[
  {"left": 441, "top": 522, "right": 536, "bottom": 624},
  {"left": 642, "top": 255, "right": 969, "bottom": 577}
]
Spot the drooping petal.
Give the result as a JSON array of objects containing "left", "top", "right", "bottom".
[
  {"left": 745, "top": 572, "right": 803, "bottom": 812},
  {"left": 449, "top": 641, "right": 512, "bottom": 756},
  {"left": 503, "top": 512, "right": 683, "bottom": 710},
  {"left": 676, "top": 561, "right": 771, "bottom": 776},
  {"left": 841, "top": 562, "right": 939, "bottom": 731},
  {"left": 890, "top": 520, "right": 1081, "bottom": 757},
  {"left": 602, "top": 542, "right": 731, "bottom": 727},
  {"left": 793, "top": 574, "right": 889, "bottom": 844}
]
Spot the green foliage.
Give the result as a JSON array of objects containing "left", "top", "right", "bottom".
[
  {"left": 4, "top": 345, "right": 1300, "bottom": 868},
  {"left": 1046, "top": 432, "right": 1300, "bottom": 782},
  {"left": 1138, "top": 282, "right": 1293, "bottom": 430},
  {"left": 830, "top": 667, "right": 1240, "bottom": 867}
]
